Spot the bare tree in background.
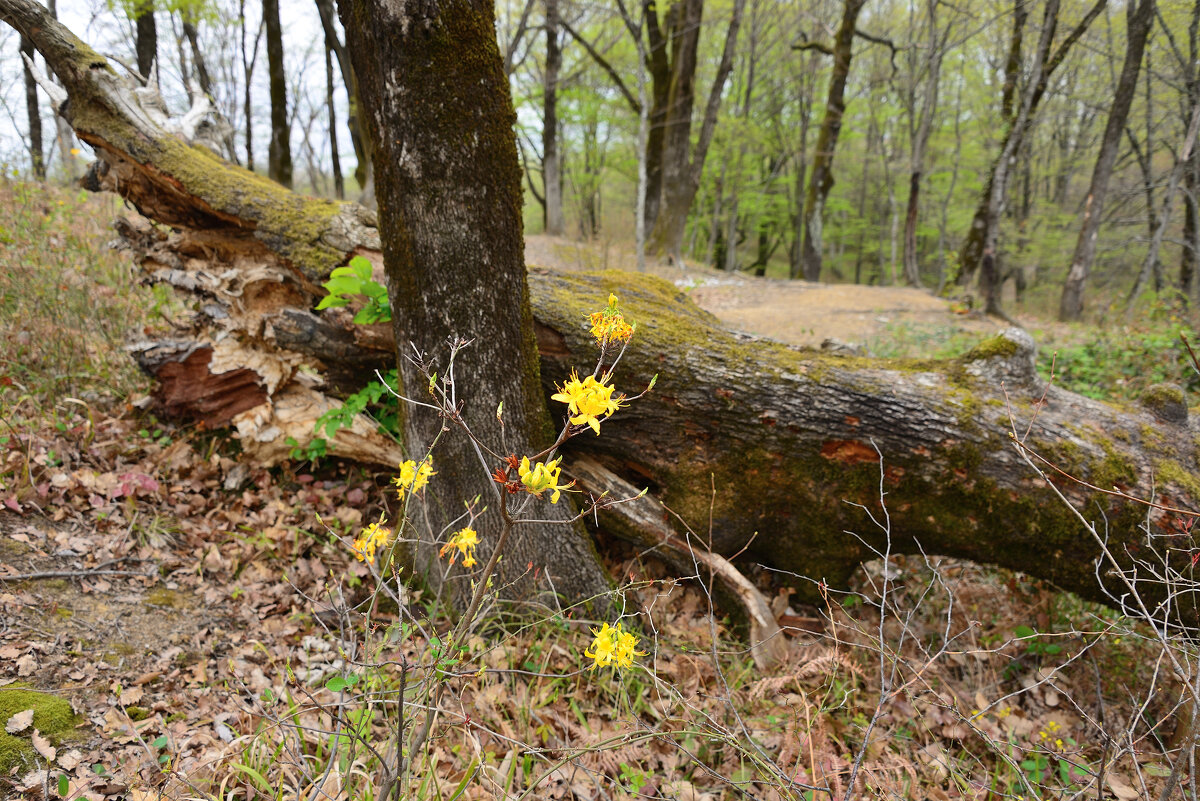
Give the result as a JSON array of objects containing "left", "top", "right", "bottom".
[
  {"left": 647, "top": 0, "right": 746, "bottom": 263},
  {"left": 543, "top": 0, "right": 564, "bottom": 235},
  {"left": 239, "top": 0, "right": 262, "bottom": 171},
  {"left": 1059, "top": 0, "right": 1155, "bottom": 321},
  {"left": 264, "top": 0, "right": 291, "bottom": 187},
  {"left": 901, "top": 0, "right": 952, "bottom": 287},
  {"left": 19, "top": 32, "right": 42, "bottom": 179},
  {"left": 134, "top": 0, "right": 156, "bottom": 81},
  {"left": 956, "top": 0, "right": 1107, "bottom": 315},
  {"left": 794, "top": 0, "right": 866, "bottom": 281}
]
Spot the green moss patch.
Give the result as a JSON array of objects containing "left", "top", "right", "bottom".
[{"left": 0, "top": 685, "right": 81, "bottom": 776}]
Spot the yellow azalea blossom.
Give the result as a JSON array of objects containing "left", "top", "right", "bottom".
[
  {"left": 518, "top": 455, "right": 572, "bottom": 503},
  {"left": 351, "top": 522, "right": 391, "bottom": 564},
  {"left": 393, "top": 456, "right": 435, "bottom": 499},
  {"left": 584, "top": 621, "right": 645, "bottom": 670},
  {"left": 439, "top": 526, "right": 479, "bottom": 568},
  {"left": 551, "top": 370, "right": 626, "bottom": 435},
  {"left": 588, "top": 293, "right": 634, "bottom": 346}
]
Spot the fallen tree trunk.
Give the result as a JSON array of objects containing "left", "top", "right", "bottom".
[{"left": 6, "top": 0, "right": 1200, "bottom": 616}]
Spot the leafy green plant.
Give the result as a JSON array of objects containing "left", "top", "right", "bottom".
[{"left": 315, "top": 255, "right": 391, "bottom": 324}]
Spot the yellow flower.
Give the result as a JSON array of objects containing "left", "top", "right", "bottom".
[
  {"left": 439, "top": 526, "right": 479, "bottom": 568},
  {"left": 393, "top": 456, "right": 435, "bottom": 499},
  {"left": 584, "top": 621, "right": 645, "bottom": 670},
  {"left": 588, "top": 293, "right": 634, "bottom": 346},
  {"left": 550, "top": 371, "right": 626, "bottom": 435},
  {"left": 69, "top": 147, "right": 80, "bottom": 156},
  {"left": 351, "top": 522, "right": 391, "bottom": 564},
  {"left": 518, "top": 455, "right": 572, "bottom": 503}
]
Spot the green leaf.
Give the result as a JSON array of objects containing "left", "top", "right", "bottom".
[
  {"left": 151, "top": 735, "right": 169, "bottom": 749},
  {"left": 347, "top": 255, "right": 373, "bottom": 279},
  {"left": 1014, "top": 625, "right": 1036, "bottom": 639},
  {"left": 57, "top": 774, "right": 68, "bottom": 797}
]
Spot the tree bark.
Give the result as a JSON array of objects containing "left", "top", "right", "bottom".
[
  {"left": 648, "top": 0, "right": 746, "bottom": 262},
  {"left": 543, "top": 0, "right": 564, "bottom": 236},
  {"left": 134, "top": 0, "right": 156, "bottom": 81},
  {"left": 324, "top": 37, "right": 343, "bottom": 199},
  {"left": 314, "top": 0, "right": 370, "bottom": 204},
  {"left": 799, "top": 0, "right": 866, "bottom": 282},
  {"left": 901, "top": 0, "right": 946, "bottom": 288},
  {"left": 180, "top": 16, "right": 212, "bottom": 98},
  {"left": 8, "top": 0, "right": 1200, "bottom": 619},
  {"left": 1058, "top": 0, "right": 1154, "bottom": 321},
  {"left": 336, "top": 0, "right": 609, "bottom": 604},
  {"left": 20, "top": 33, "right": 42, "bottom": 180},
  {"left": 264, "top": 0, "right": 291, "bottom": 188}
]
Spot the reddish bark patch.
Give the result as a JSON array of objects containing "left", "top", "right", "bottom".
[
  {"left": 155, "top": 347, "right": 267, "bottom": 427},
  {"left": 844, "top": 415, "right": 860, "bottom": 427},
  {"left": 820, "top": 439, "right": 878, "bottom": 465}
]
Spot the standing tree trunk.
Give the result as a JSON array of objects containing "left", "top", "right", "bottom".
[
  {"left": 134, "top": 0, "right": 156, "bottom": 81},
  {"left": 181, "top": 14, "right": 212, "bottom": 98},
  {"left": 956, "top": 0, "right": 1107, "bottom": 308},
  {"left": 239, "top": 0, "right": 261, "bottom": 171},
  {"left": 641, "top": 0, "right": 670, "bottom": 235},
  {"left": 1059, "top": 0, "right": 1154, "bottom": 321},
  {"left": 19, "top": 33, "right": 42, "bottom": 180},
  {"left": 543, "top": 0, "right": 564, "bottom": 236},
  {"left": 902, "top": 0, "right": 947, "bottom": 287},
  {"left": 649, "top": 0, "right": 746, "bottom": 262},
  {"left": 1178, "top": 0, "right": 1200, "bottom": 301},
  {"left": 264, "top": 0, "right": 291, "bottom": 188},
  {"left": 325, "top": 38, "right": 343, "bottom": 198},
  {"left": 798, "top": 0, "right": 866, "bottom": 282},
  {"left": 337, "top": 0, "right": 610, "bottom": 603},
  {"left": 314, "top": 0, "right": 370, "bottom": 204}
]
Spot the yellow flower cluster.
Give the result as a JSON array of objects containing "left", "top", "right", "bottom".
[
  {"left": 584, "top": 621, "right": 645, "bottom": 670},
  {"left": 393, "top": 456, "right": 435, "bottom": 499},
  {"left": 439, "top": 526, "right": 479, "bottom": 568},
  {"left": 352, "top": 522, "right": 391, "bottom": 564},
  {"left": 588, "top": 293, "right": 634, "bottom": 345},
  {"left": 518, "top": 456, "right": 571, "bottom": 503},
  {"left": 551, "top": 371, "right": 626, "bottom": 435}
]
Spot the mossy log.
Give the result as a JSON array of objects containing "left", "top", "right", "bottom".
[{"left": 7, "top": 0, "right": 1200, "bottom": 616}]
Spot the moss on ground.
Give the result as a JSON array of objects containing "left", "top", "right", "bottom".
[{"left": 0, "top": 685, "right": 81, "bottom": 776}]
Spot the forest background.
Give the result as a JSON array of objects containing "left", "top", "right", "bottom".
[{"left": 4, "top": 0, "right": 1200, "bottom": 323}]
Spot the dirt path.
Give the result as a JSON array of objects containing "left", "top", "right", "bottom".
[{"left": 525, "top": 234, "right": 1002, "bottom": 348}]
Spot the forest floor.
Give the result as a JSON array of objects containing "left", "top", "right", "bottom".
[{"left": 0, "top": 186, "right": 1185, "bottom": 800}]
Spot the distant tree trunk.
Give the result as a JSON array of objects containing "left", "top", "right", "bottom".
[
  {"left": 239, "top": 0, "right": 260, "bottom": 171},
  {"left": 641, "top": 1, "right": 670, "bottom": 235},
  {"left": 787, "top": 59, "right": 815, "bottom": 279},
  {"left": 1059, "top": 0, "right": 1154, "bottom": 321},
  {"left": 1179, "top": 0, "right": 1200, "bottom": 302},
  {"left": 264, "top": 0, "right": 291, "bottom": 188},
  {"left": 181, "top": 15, "right": 212, "bottom": 97},
  {"left": 646, "top": 0, "right": 701, "bottom": 258},
  {"left": 722, "top": 0, "right": 759, "bottom": 273},
  {"left": 1126, "top": 104, "right": 1200, "bottom": 310},
  {"left": 799, "top": 0, "right": 866, "bottom": 282},
  {"left": 903, "top": 0, "right": 946, "bottom": 287},
  {"left": 314, "top": 0, "right": 369, "bottom": 203},
  {"left": 325, "top": 39, "right": 343, "bottom": 198},
  {"left": 19, "top": 34, "right": 42, "bottom": 180},
  {"left": 338, "top": 0, "right": 610, "bottom": 604},
  {"left": 543, "top": 0, "right": 564, "bottom": 236},
  {"left": 649, "top": 0, "right": 747, "bottom": 262},
  {"left": 134, "top": 0, "right": 156, "bottom": 81},
  {"left": 45, "top": 0, "right": 77, "bottom": 180},
  {"left": 957, "top": 0, "right": 1107, "bottom": 307}
]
